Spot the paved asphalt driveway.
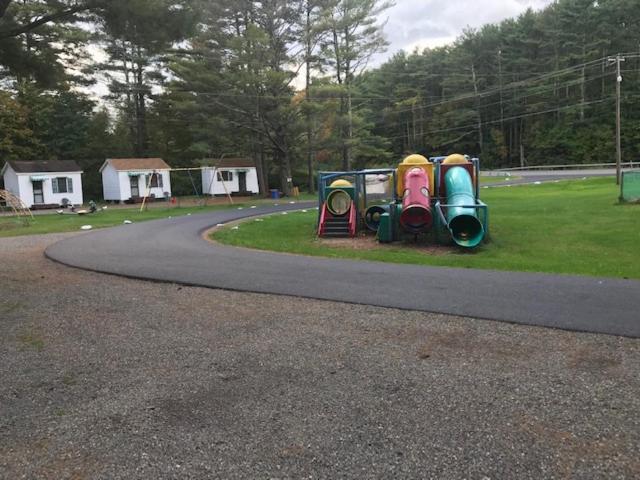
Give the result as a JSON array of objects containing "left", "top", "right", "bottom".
[{"left": 45, "top": 198, "right": 640, "bottom": 338}]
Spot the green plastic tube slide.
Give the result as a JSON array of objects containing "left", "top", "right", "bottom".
[{"left": 444, "top": 166, "right": 484, "bottom": 248}]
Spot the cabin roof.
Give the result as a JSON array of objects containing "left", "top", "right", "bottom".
[
  {"left": 206, "top": 158, "right": 255, "bottom": 169},
  {"left": 104, "top": 158, "right": 171, "bottom": 171},
  {"left": 5, "top": 160, "right": 82, "bottom": 174}
]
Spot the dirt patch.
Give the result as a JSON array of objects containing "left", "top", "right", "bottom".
[
  {"left": 515, "top": 413, "right": 640, "bottom": 479},
  {"left": 318, "top": 233, "right": 455, "bottom": 255},
  {"left": 0, "top": 220, "right": 23, "bottom": 230},
  {"left": 567, "top": 346, "right": 622, "bottom": 373},
  {"left": 414, "top": 329, "right": 537, "bottom": 362}
]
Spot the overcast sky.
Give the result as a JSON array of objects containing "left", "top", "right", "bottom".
[
  {"left": 88, "top": 0, "right": 556, "bottom": 99},
  {"left": 374, "top": 0, "right": 554, "bottom": 64}
]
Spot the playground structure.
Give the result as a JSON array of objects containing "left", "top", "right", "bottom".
[
  {"left": 317, "top": 154, "right": 488, "bottom": 249},
  {"left": 0, "top": 189, "right": 33, "bottom": 225}
]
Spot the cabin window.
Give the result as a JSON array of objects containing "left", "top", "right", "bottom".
[
  {"left": 148, "top": 173, "right": 163, "bottom": 188},
  {"left": 217, "top": 170, "right": 233, "bottom": 182},
  {"left": 52, "top": 177, "right": 73, "bottom": 194}
]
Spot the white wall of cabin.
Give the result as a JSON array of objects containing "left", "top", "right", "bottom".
[
  {"left": 2, "top": 165, "right": 20, "bottom": 197},
  {"left": 5, "top": 170, "right": 84, "bottom": 208},
  {"left": 101, "top": 164, "right": 121, "bottom": 201},
  {"left": 112, "top": 170, "right": 171, "bottom": 201},
  {"left": 202, "top": 168, "right": 259, "bottom": 195}
]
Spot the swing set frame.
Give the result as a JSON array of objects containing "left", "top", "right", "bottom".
[{"left": 139, "top": 167, "right": 234, "bottom": 212}]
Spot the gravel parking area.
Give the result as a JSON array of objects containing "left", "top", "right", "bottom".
[{"left": 1, "top": 234, "right": 639, "bottom": 479}]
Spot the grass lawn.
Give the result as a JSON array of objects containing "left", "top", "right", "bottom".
[
  {"left": 0, "top": 190, "right": 312, "bottom": 238},
  {"left": 212, "top": 177, "right": 640, "bottom": 279},
  {"left": 0, "top": 203, "right": 246, "bottom": 238}
]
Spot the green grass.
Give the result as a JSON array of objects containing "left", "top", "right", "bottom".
[
  {"left": 0, "top": 205, "right": 224, "bottom": 238},
  {"left": 0, "top": 194, "right": 316, "bottom": 238},
  {"left": 212, "top": 177, "right": 640, "bottom": 279},
  {"left": 0, "top": 200, "right": 280, "bottom": 238}
]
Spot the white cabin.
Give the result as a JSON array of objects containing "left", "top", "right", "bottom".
[
  {"left": 1, "top": 160, "right": 84, "bottom": 208},
  {"left": 202, "top": 158, "right": 260, "bottom": 196},
  {"left": 365, "top": 173, "right": 392, "bottom": 195},
  {"left": 100, "top": 158, "right": 172, "bottom": 202}
]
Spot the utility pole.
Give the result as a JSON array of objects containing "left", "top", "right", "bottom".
[
  {"left": 498, "top": 49, "right": 504, "bottom": 128},
  {"left": 608, "top": 54, "right": 625, "bottom": 185}
]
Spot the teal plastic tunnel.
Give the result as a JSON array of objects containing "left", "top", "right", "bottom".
[
  {"left": 444, "top": 166, "right": 484, "bottom": 248},
  {"left": 364, "top": 205, "right": 390, "bottom": 232}
]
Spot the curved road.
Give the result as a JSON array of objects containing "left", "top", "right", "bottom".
[
  {"left": 483, "top": 168, "right": 617, "bottom": 187},
  {"left": 46, "top": 199, "right": 640, "bottom": 338}
]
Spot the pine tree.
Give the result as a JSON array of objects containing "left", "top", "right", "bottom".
[{"left": 321, "top": 0, "right": 392, "bottom": 170}]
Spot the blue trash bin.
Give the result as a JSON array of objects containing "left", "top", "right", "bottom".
[{"left": 270, "top": 189, "right": 280, "bottom": 199}]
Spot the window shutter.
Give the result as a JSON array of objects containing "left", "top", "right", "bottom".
[
  {"left": 159, "top": 173, "right": 163, "bottom": 188},
  {"left": 52, "top": 178, "right": 59, "bottom": 194},
  {"left": 67, "top": 178, "right": 73, "bottom": 193}
]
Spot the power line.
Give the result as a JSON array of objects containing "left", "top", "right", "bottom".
[
  {"left": 357, "top": 97, "right": 614, "bottom": 144},
  {"left": 130, "top": 96, "right": 613, "bottom": 144},
  {"left": 109, "top": 52, "right": 635, "bottom": 109},
  {"left": 373, "top": 57, "right": 619, "bottom": 117},
  {"left": 364, "top": 73, "right": 613, "bottom": 132},
  {"left": 157, "top": 67, "right": 615, "bottom": 124}
]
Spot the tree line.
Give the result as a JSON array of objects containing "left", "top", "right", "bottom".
[{"left": 1, "top": 0, "right": 639, "bottom": 199}]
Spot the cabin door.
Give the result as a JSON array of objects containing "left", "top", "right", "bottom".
[
  {"left": 238, "top": 171, "right": 247, "bottom": 193},
  {"left": 130, "top": 176, "right": 140, "bottom": 197},
  {"left": 32, "top": 181, "right": 44, "bottom": 204}
]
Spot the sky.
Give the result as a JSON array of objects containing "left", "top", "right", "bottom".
[
  {"left": 85, "top": 0, "right": 556, "bottom": 100},
  {"left": 375, "top": 0, "right": 554, "bottom": 64}
]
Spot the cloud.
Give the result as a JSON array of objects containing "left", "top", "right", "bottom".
[{"left": 374, "top": 0, "right": 554, "bottom": 64}]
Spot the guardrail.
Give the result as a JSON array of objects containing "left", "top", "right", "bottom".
[{"left": 495, "top": 161, "right": 638, "bottom": 172}]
